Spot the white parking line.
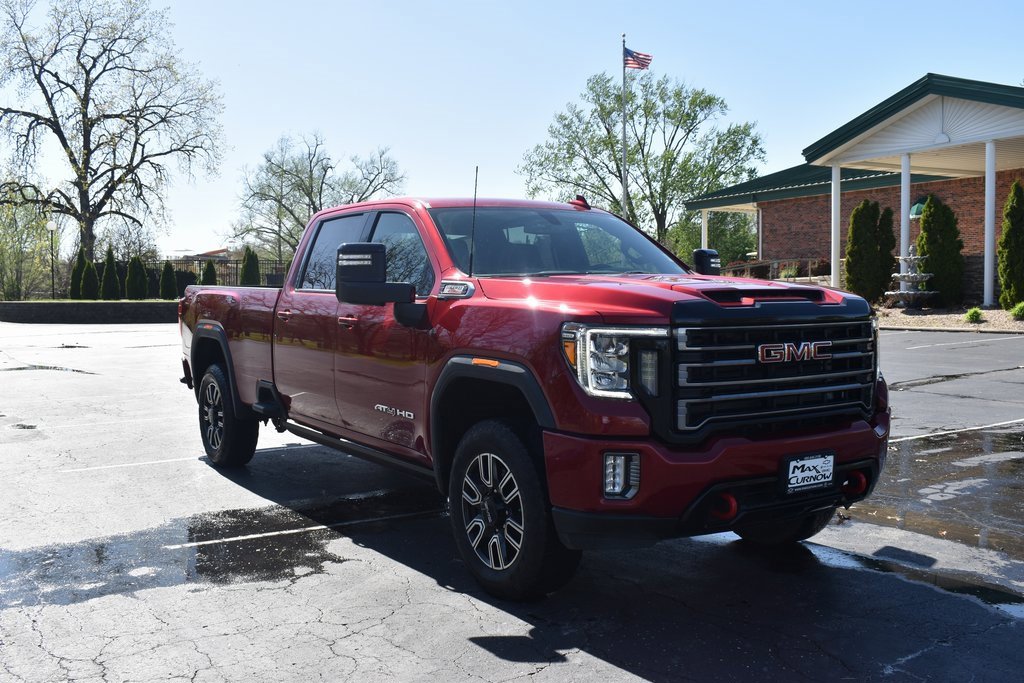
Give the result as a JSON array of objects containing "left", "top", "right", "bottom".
[
  {"left": 905, "top": 335, "right": 1024, "bottom": 350},
  {"left": 890, "top": 418, "right": 1024, "bottom": 443},
  {"left": 60, "top": 456, "right": 203, "bottom": 472},
  {"left": 163, "top": 510, "right": 434, "bottom": 549}
]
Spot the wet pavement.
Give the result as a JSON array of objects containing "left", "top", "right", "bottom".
[{"left": 2, "top": 323, "right": 1024, "bottom": 681}]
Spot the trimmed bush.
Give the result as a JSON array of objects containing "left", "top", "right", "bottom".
[
  {"left": 1011, "top": 301, "right": 1024, "bottom": 320},
  {"left": 100, "top": 246, "right": 120, "bottom": 300},
  {"left": 70, "top": 247, "right": 86, "bottom": 300},
  {"left": 240, "top": 246, "right": 261, "bottom": 286},
  {"left": 843, "top": 201, "right": 896, "bottom": 302},
  {"left": 201, "top": 260, "right": 218, "bottom": 285},
  {"left": 81, "top": 260, "right": 100, "bottom": 299},
  {"left": 998, "top": 179, "right": 1024, "bottom": 309},
  {"left": 174, "top": 269, "right": 198, "bottom": 297},
  {"left": 964, "top": 307, "right": 983, "bottom": 324},
  {"left": 159, "top": 261, "right": 176, "bottom": 299},
  {"left": 126, "top": 257, "right": 148, "bottom": 300},
  {"left": 916, "top": 195, "right": 964, "bottom": 307},
  {"left": 844, "top": 200, "right": 881, "bottom": 300}
]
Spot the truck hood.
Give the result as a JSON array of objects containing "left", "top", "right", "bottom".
[{"left": 474, "top": 273, "right": 870, "bottom": 324}]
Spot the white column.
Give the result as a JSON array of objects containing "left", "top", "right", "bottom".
[
  {"left": 756, "top": 208, "right": 762, "bottom": 259},
  {"left": 831, "top": 165, "right": 841, "bottom": 287},
  {"left": 900, "top": 154, "right": 911, "bottom": 292},
  {"left": 700, "top": 209, "right": 709, "bottom": 249},
  {"left": 984, "top": 140, "right": 996, "bottom": 307}
]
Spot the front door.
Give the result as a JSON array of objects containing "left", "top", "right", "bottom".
[
  {"left": 273, "top": 212, "right": 369, "bottom": 427},
  {"left": 334, "top": 210, "right": 437, "bottom": 460}
]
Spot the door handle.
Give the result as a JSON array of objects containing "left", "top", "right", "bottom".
[
  {"left": 276, "top": 310, "right": 293, "bottom": 322},
  {"left": 337, "top": 315, "right": 358, "bottom": 329}
]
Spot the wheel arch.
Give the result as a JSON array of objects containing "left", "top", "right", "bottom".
[
  {"left": 430, "top": 356, "right": 555, "bottom": 494},
  {"left": 191, "top": 321, "right": 249, "bottom": 420}
]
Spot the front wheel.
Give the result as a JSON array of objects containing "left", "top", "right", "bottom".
[
  {"left": 448, "top": 420, "right": 581, "bottom": 600},
  {"left": 734, "top": 507, "right": 836, "bottom": 546},
  {"left": 198, "top": 364, "right": 259, "bottom": 467}
]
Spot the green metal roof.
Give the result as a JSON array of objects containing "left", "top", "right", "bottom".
[
  {"left": 685, "top": 163, "right": 946, "bottom": 211},
  {"left": 802, "top": 73, "right": 1024, "bottom": 163}
]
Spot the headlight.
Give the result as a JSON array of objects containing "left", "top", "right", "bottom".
[{"left": 561, "top": 323, "right": 668, "bottom": 399}]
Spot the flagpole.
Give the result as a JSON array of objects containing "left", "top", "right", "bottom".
[{"left": 621, "top": 33, "right": 627, "bottom": 218}]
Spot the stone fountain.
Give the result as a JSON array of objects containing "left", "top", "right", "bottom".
[{"left": 885, "top": 244, "right": 937, "bottom": 308}]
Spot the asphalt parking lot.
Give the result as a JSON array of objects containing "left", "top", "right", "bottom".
[{"left": 1, "top": 322, "right": 1023, "bottom": 682}]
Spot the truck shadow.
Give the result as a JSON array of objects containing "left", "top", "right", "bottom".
[{"left": 2, "top": 443, "right": 1019, "bottom": 680}]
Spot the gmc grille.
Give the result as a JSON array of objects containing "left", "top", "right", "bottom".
[{"left": 674, "top": 320, "right": 876, "bottom": 432}]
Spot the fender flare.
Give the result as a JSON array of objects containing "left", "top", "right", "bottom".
[
  {"left": 429, "top": 355, "right": 555, "bottom": 492},
  {"left": 191, "top": 320, "right": 251, "bottom": 420}
]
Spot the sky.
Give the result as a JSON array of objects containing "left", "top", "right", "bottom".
[{"left": 112, "top": 1, "right": 1024, "bottom": 255}]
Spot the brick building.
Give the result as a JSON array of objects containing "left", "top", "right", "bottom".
[{"left": 687, "top": 74, "right": 1024, "bottom": 305}]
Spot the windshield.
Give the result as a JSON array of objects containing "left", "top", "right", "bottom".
[{"left": 427, "top": 207, "right": 687, "bottom": 277}]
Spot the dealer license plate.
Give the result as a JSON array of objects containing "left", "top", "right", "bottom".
[{"left": 785, "top": 453, "right": 834, "bottom": 494}]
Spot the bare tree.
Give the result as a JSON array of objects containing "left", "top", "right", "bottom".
[
  {"left": 232, "top": 134, "right": 404, "bottom": 260},
  {"left": 0, "top": 0, "right": 223, "bottom": 260}
]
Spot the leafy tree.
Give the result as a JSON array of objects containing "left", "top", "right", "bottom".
[
  {"left": 159, "top": 260, "right": 176, "bottom": 299},
  {"left": 0, "top": 197, "right": 47, "bottom": 300},
  {"left": 665, "top": 212, "right": 756, "bottom": 266},
  {"left": 520, "top": 72, "right": 764, "bottom": 243},
  {"left": 201, "top": 260, "right": 218, "bottom": 286},
  {"left": 100, "top": 246, "right": 119, "bottom": 300},
  {"left": 232, "top": 134, "right": 404, "bottom": 260},
  {"left": 916, "top": 195, "right": 964, "bottom": 307},
  {"left": 125, "top": 256, "right": 147, "bottom": 299},
  {"left": 998, "top": 179, "right": 1024, "bottom": 309},
  {"left": 69, "top": 246, "right": 86, "bottom": 299},
  {"left": 81, "top": 259, "right": 99, "bottom": 299},
  {"left": 240, "top": 246, "right": 261, "bottom": 286},
  {"left": 0, "top": 0, "right": 223, "bottom": 260}
]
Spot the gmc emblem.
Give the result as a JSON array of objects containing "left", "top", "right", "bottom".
[{"left": 757, "top": 341, "right": 833, "bottom": 363}]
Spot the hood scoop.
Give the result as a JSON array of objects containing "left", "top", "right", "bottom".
[{"left": 699, "top": 287, "right": 825, "bottom": 305}]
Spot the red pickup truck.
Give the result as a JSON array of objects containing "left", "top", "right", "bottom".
[{"left": 179, "top": 197, "right": 889, "bottom": 599}]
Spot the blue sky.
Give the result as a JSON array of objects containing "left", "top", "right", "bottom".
[{"left": 159, "top": 0, "right": 1021, "bottom": 255}]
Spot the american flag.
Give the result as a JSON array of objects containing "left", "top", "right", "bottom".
[{"left": 623, "top": 47, "right": 652, "bottom": 70}]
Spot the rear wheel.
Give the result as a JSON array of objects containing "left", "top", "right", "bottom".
[
  {"left": 198, "top": 364, "right": 258, "bottom": 467},
  {"left": 448, "top": 420, "right": 580, "bottom": 600},
  {"left": 735, "top": 507, "right": 836, "bottom": 546}
]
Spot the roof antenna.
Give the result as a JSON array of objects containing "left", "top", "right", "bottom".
[{"left": 468, "top": 165, "right": 478, "bottom": 276}]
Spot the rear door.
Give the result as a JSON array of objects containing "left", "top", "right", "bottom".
[
  {"left": 334, "top": 209, "right": 438, "bottom": 459},
  {"left": 273, "top": 211, "right": 369, "bottom": 427}
]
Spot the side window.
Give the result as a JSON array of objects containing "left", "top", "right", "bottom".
[
  {"left": 369, "top": 212, "right": 435, "bottom": 296},
  {"left": 299, "top": 214, "right": 366, "bottom": 290}
]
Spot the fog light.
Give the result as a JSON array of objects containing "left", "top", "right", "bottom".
[{"left": 604, "top": 452, "right": 640, "bottom": 499}]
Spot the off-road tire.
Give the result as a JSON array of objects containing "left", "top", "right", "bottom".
[
  {"left": 198, "top": 364, "right": 258, "bottom": 467},
  {"left": 448, "top": 419, "right": 581, "bottom": 600},
  {"left": 735, "top": 507, "right": 836, "bottom": 546}
]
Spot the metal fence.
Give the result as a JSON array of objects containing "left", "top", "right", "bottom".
[{"left": 147, "top": 259, "right": 290, "bottom": 287}]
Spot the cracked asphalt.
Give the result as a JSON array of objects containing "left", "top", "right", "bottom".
[{"left": 1, "top": 323, "right": 1022, "bottom": 682}]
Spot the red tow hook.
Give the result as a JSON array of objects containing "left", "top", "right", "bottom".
[
  {"left": 842, "top": 470, "right": 868, "bottom": 496},
  {"left": 710, "top": 492, "right": 739, "bottom": 522}
]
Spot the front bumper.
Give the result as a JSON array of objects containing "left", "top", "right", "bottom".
[{"left": 544, "top": 411, "right": 889, "bottom": 550}]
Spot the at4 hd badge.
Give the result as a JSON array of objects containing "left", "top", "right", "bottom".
[{"left": 375, "top": 403, "right": 414, "bottom": 420}]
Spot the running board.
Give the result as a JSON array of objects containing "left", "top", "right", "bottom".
[{"left": 283, "top": 421, "right": 435, "bottom": 482}]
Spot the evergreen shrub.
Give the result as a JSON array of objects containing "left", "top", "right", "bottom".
[
  {"left": 916, "top": 195, "right": 964, "bottom": 307},
  {"left": 997, "top": 180, "right": 1024, "bottom": 309}
]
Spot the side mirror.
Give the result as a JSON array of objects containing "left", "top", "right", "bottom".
[
  {"left": 336, "top": 242, "right": 415, "bottom": 305},
  {"left": 692, "top": 248, "right": 721, "bottom": 276}
]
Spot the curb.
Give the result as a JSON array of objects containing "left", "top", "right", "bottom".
[
  {"left": 878, "top": 325, "right": 1024, "bottom": 334},
  {"left": 0, "top": 301, "right": 178, "bottom": 324}
]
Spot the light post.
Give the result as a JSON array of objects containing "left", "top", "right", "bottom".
[{"left": 46, "top": 220, "right": 57, "bottom": 299}]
